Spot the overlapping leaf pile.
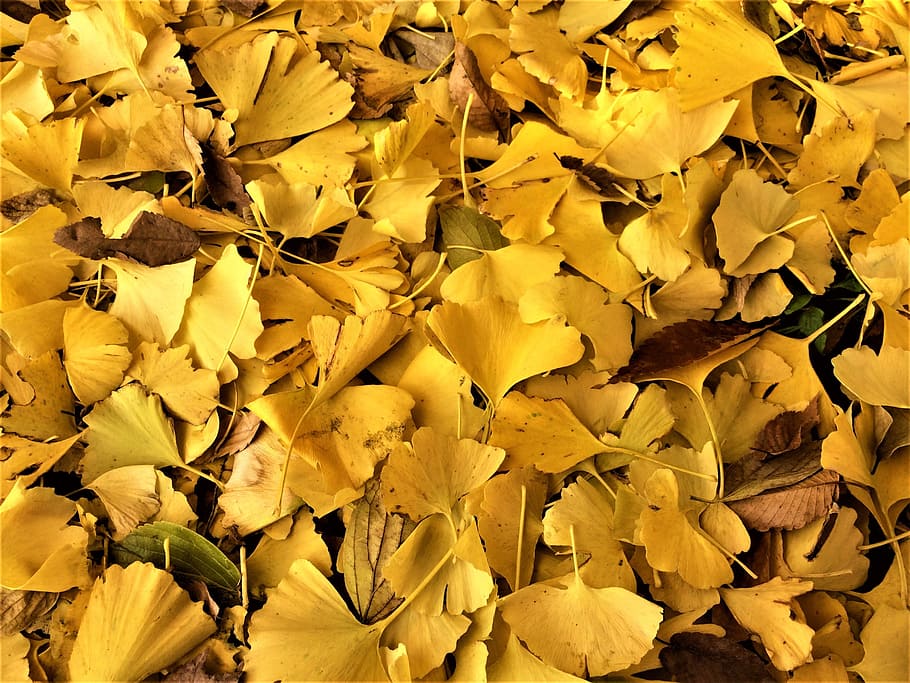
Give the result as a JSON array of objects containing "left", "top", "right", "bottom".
[{"left": 1, "top": 0, "right": 908, "bottom": 680}]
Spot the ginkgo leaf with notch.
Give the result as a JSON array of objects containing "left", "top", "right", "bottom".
[
  {"left": 194, "top": 32, "right": 354, "bottom": 147},
  {"left": 62, "top": 302, "right": 132, "bottom": 405},
  {"left": 381, "top": 427, "right": 504, "bottom": 522},
  {"left": 427, "top": 296, "right": 585, "bottom": 407}
]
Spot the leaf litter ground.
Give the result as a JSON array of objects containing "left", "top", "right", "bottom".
[{"left": 0, "top": 1, "right": 909, "bottom": 681}]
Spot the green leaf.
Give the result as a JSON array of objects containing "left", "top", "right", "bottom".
[
  {"left": 110, "top": 521, "right": 240, "bottom": 595},
  {"left": 439, "top": 206, "right": 508, "bottom": 270}
]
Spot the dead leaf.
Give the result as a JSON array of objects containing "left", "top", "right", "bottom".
[
  {"left": 660, "top": 632, "right": 774, "bottom": 683},
  {"left": 54, "top": 212, "right": 201, "bottom": 267},
  {"left": 449, "top": 42, "right": 509, "bottom": 137}
]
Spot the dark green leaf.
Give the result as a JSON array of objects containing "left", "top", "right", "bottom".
[{"left": 110, "top": 521, "right": 240, "bottom": 594}]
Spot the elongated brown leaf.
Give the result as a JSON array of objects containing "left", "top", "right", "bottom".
[
  {"left": 449, "top": 42, "right": 509, "bottom": 138},
  {"left": 723, "top": 442, "right": 825, "bottom": 503},
  {"left": 53, "top": 212, "right": 200, "bottom": 267},
  {"left": 200, "top": 143, "right": 250, "bottom": 213},
  {"left": 610, "top": 320, "right": 761, "bottom": 384},
  {"left": 341, "top": 479, "right": 415, "bottom": 624}
]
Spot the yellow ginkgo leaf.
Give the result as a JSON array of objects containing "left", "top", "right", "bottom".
[
  {"left": 490, "top": 392, "right": 607, "bottom": 472},
  {"left": 498, "top": 573, "right": 663, "bottom": 677},
  {"left": 487, "top": 631, "right": 584, "bottom": 682},
  {"left": 380, "top": 604, "right": 471, "bottom": 678},
  {"left": 382, "top": 427, "right": 505, "bottom": 521},
  {"left": 384, "top": 514, "right": 494, "bottom": 616},
  {"left": 82, "top": 383, "right": 184, "bottom": 482},
  {"left": 542, "top": 477, "right": 636, "bottom": 591},
  {"left": 195, "top": 32, "right": 354, "bottom": 147},
  {"left": 601, "top": 89, "right": 738, "bottom": 179},
  {"left": 68, "top": 562, "right": 216, "bottom": 682},
  {"left": 426, "top": 296, "right": 585, "bottom": 406},
  {"left": 833, "top": 344, "right": 910, "bottom": 408},
  {"left": 1, "top": 113, "right": 83, "bottom": 194},
  {"left": 783, "top": 505, "right": 869, "bottom": 591},
  {"left": 364, "top": 157, "right": 441, "bottom": 243},
  {"left": 672, "top": 1, "right": 794, "bottom": 111},
  {"left": 440, "top": 244, "right": 564, "bottom": 304},
  {"left": 246, "top": 120, "right": 366, "bottom": 186},
  {"left": 787, "top": 110, "right": 878, "bottom": 190},
  {"left": 126, "top": 342, "right": 219, "bottom": 425},
  {"left": 85, "top": 465, "right": 160, "bottom": 540},
  {"left": 617, "top": 173, "right": 691, "bottom": 282},
  {"left": 712, "top": 169, "right": 798, "bottom": 277},
  {"left": 0, "top": 482, "right": 90, "bottom": 592},
  {"left": 720, "top": 578, "right": 815, "bottom": 672},
  {"left": 173, "top": 244, "right": 263, "bottom": 384},
  {"left": 308, "top": 310, "right": 408, "bottom": 407},
  {"left": 62, "top": 303, "right": 131, "bottom": 405},
  {"left": 108, "top": 258, "right": 195, "bottom": 346},
  {"left": 478, "top": 466, "right": 548, "bottom": 591},
  {"left": 509, "top": 6, "right": 587, "bottom": 100},
  {"left": 638, "top": 469, "right": 733, "bottom": 589},
  {"left": 246, "top": 175, "right": 356, "bottom": 241},
  {"left": 1, "top": 631, "right": 29, "bottom": 683},
  {"left": 246, "top": 559, "right": 387, "bottom": 682},
  {"left": 519, "top": 275, "right": 633, "bottom": 372}
]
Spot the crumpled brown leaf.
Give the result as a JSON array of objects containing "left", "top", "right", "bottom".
[{"left": 659, "top": 631, "right": 774, "bottom": 683}]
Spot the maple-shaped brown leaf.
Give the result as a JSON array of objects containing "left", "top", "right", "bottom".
[
  {"left": 449, "top": 42, "right": 509, "bottom": 139},
  {"left": 340, "top": 479, "right": 415, "bottom": 624},
  {"left": 659, "top": 632, "right": 774, "bottom": 683},
  {"left": 610, "top": 319, "right": 760, "bottom": 384},
  {"left": 53, "top": 212, "right": 200, "bottom": 267},
  {"left": 200, "top": 143, "right": 250, "bottom": 213}
]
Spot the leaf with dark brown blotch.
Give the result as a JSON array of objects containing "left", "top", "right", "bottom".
[
  {"left": 53, "top": 212, "right": 200, "bottom": 267},
  {"left": 557, "top": 155, "right": 623, "bottom": 198},
  {"left": 727, "top": 468, "right": 839, "bottom": 531},
  {"left": 753, "top": 398, "right": 819, "bottom": 455},
  {"left": 340, "top": 479, "right": 415, "bottom": 624},
  {"left": 53, "top": 217, "right": 108, "bottom": 260},
  {"left": 449, "top": 43, "right": 510, "bottom": 139},
  {"left": 660, "top": 631, "right": 774, "bottom": 683},
  {"left": 723, "top": 441, "right": 824, "bottom": 502},
  {"left": 201, "top": 144, "right": 251, "bottom": 212},
  {"left": 1, "top": 188, "right": 61, "bottom": 222},
  {"left": 610, "top": 319, "right": 761, "bottom": 385}
]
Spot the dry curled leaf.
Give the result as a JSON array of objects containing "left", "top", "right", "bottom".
[{"left": 449, "top": 42, "right": 510, "bottom": 138}]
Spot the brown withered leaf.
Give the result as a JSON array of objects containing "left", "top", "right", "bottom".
[
  {"left": 54, "top": 212, "right": 200, "bottom": 267},
  {"left": 449, "top": 42, "right": 510, "bottom": 139},
  {"left": 201, "top": 144, "right": 251, "bottom": 213},
  {"left": 723, "top": 442, "right": 824, "bottom": 503},
  {"left": 610, "top": 319, "right": 760, "bottom": 384},
  {"left": 753, "top": 399, "right": 819, "bottom": 455},
  {"left": 727, "top": 468, "right": 839, "bottom": 531},
  {"left": 340, "top": 478, "right": 415, "bottom": 624},
  {"left": 660, "top": 631, "right": 774, "bottom": 683},
  {"left": 1, "top": 188, "right": 61, "bottom": 222},
  {"left": 1, "top": 588, "right": 58, "bottom": 635},
  {"left": 214, "top": 411, "right": 261, "bottom": 459},
  {"left": 391, "top": 29, "right": 455, "bottom": 71}
]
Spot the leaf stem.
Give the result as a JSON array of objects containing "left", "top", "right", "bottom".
[
  {"left": 459, "top": 91, "right": 475, "bottom": 208},
  {"left": 515, "top": 484, "right": 527, "bottom": 590}
]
